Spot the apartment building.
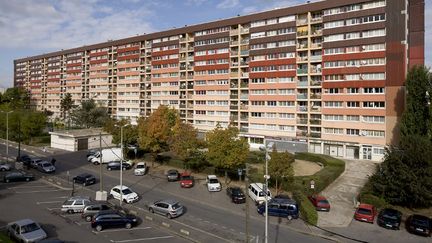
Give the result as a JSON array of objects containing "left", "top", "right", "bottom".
[{"left": 14, "top": 0, "right": 424, "bottom": 161}]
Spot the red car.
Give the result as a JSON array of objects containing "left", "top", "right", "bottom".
[
  {"left": 308, "top": 194, "right": 330, "bottom": 211},
  {"left": 179, "top": 172, "right": 194, "bottom": 188},
  {"left": 354, "top": 203, "right": 376, "bottom": 223}
]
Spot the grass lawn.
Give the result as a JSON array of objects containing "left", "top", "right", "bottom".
[{"left": 0, "top": 232, "right": 13, "bottom": 243}]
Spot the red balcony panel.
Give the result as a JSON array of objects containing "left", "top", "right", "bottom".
[
  {"left": 89, "top": 59, "right": 108, "bottom": 65},
  {"left": 322, "top": 80, "right": 385, "bottom": 88},
  {"left": 151, "top": 59, "right": 179, "bottom": 66},
  {"left": 66, "top": 63, "right": 82, "bottom": 67},
  {"left": 47, "top": 71, "right": 61, "bottom": 75},
  {"left": 30, "top": 80, "right": 41, "bottom": 83},
  {"left": 47, "top": 78, "right": 61, "bottom": 82},
  {"left": 194, "top": 53, "right": 229, "bottom": 61},
  {"left": 194, "top": 64, "right": 229, "bottom": 71},
  {"left": 322, "top": 66, "right": 386, "bottom": 75},
  {"left": 322, "top": 51, "right": 386, "bottom": 62},
  {"left": 249, "top": 71, "right": 296, "bottom": 78},
  {"left": 152, "top": 49, "right": 179, "bottom": 56},
  {"left": 249, "top": 59, "right": 296, "bottom": 67},
  {"left": 117, "top": 46, "right": 140, "bottom": 53},
  {"left": 67, "top": 69, "right": 82, "bottom": 74},
  {"left": 89, "top": 51, "right": 108, "bottom": 57},
  {"left": 117, "top": 54, "right": 140, "bottom": 61}
]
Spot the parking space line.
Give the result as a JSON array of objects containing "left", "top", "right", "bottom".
[
  {"left": 37, "top": 200, "right": 63, "bottom": 204},
  {"left": 8, "top": 185, "right": 49, "bottom": 189},
  {"left": 16, "top": 189, "right": 63, "bottom": 193},
  {"left": 94, "top": 226, "right": 151, "bottom": 234},
  {"left": 111, "top": 236, "right": 174, "bottom": 242},
  {"left": 47, "top": 207, "right": 62, "bottom": 211}
]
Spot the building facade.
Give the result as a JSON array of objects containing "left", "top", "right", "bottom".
[{"left": 14, "top": 0, "right": 424, "bottom": 161}]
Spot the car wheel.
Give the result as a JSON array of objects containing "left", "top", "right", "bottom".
[
  {"left": 5, "top": 179, "right": 9, "bottom": 183},
  {"left": 149, "top": 208, "right": 154, "bottom": 213},
  {"left": 167, "top": 213, "right": 172, "bottom": 219},
  {"left": 123, "top": 199, "right": 128, "bottom": 204},
  {"left": 85, "top": 215, "right": 92, "bottom": 222},
  {"left": 25, "top": 178, "right": 30, "bottom": 182},
  {"left": 262, "top": 212, "right": 266, "bottom": 217},
  {"left": 95, "top": 225, "right": 103, "bottom": 232},
  {"left": 83, "top": 182, "right": 87, "bottom": 186},
  {"left": 0, "top": 168, "right": 5, "bottom": 171},
  {"left": 125, "top": 223, "right": 132, "bottom": 229},
  {"left": 122, "top": 167, "right": 126, "bottom": 171},
  {"left": 287, "top": 215, "right": 293, "bottom": 220},
  {"left": 67, "top": 209, "right": 74, "bottom": 214},
  {"left": 108, "top": 168, "right": 112, "bottom": 171}
]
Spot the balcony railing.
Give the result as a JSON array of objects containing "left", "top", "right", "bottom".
[
  {"left": 297, "top": 31, "right": 309, "bottom": 37},
  {"left": 240, "top": 50, "right": 249, "bottom": 56},
  {"left": 297, "top": 94, "right": 308, "bottom": 99},
  {"left": 310, "top": 93, "right": 322, "bottom": 99},
  {"left": 298, "top": 106, "right": 308, "bottom": 112},
  {"left": 310, "top": 106, "right": 321, "bottom": 112},
  {"left": 230, "top": 95, "right": 238, "bottom": 99},
  {"left": 297, "top": 69, "right": 308, "bottom": 74},
  {"left": 297, "top": 119, "right": 308, "bottom": 124},
  {"left": 298, "top": 81, "right": 308, "bottom": 87},
  {"left": 310, "top": 132, "right": 321, "bottom": 138},
  {"left": 296, "top": 19, "right": 308, "bottom": 25}
]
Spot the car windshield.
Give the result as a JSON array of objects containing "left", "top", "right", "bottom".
[
  {"left": 171, "top": 203, "right": 181, "bottom": 209},
  {"left": 137, "top": 165, "right": 145, "bottom": 168},
  {"left": 319, "top": 199, "right": 329, "bottom": 204},
  {"left": 233, "top": 189, "right": 244, "bottom": 196},
  {"left": 21, "top": 223, "right": 40, "bottom": 233},
  {"left": 383, "top": 214, "right": 399, "bottom": 222},
  {"left": 412, "top": 217, "right": 430, "bottom": 227},
  {"left": 209, "top": 179, "right": 219, "bottom": 183},
  {"left": 182, "top": 176, "right": 192, "bottom": 180},
  {"left": 122, "top": 188, "right": 133, "bottom": 195},
  {"left": 169, "top": 171, "right": 178, "bottom": 175},
  {"left": 358, "top": 208, "right": 372, "bottom": 215},
  {"left": 42, "top": 163, "right": 51, "bottom": 167}
]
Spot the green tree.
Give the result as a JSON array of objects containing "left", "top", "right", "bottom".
[
  {"left": 1, "top": 87, "right": 30, "bottom": 109},
  {"left": 169, "top": 118, "right": 201, "bottom": 161},
  {"left": 268, "top": 148, "right": 295, "bottom": 194},
  {"left": 103, "top": 118, "right": 138, "bottom": 146},
  {"left": 60, "top": 93, "right": 74, "bottom": 128},
  {"left": 70, "top": 99, "right": 109, "bottom": 128},
  {"left": 137, "top": 105, "right": 178, "bottom": 164},
  {"left": 206, "top": 125, "right": 249, "bottom": 179}
]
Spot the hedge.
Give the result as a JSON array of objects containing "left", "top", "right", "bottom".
[
  {"left": 292, "top": 190, "right": 318, "bottom": 225},
  {"left": 358, "top": 179, "right": 388, "bottom": 210}
]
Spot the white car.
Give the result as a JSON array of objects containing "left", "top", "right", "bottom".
[
  {"left": 109, "top": 185, "right": 139, "bottom": 204},
  {"left": 206, "top": 175, "right": 222, "bottom": 192},
  {"left": 134, "top": 162, "right": 148, "bottom": 176}
]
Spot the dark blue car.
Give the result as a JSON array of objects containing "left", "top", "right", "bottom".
[
  {"left": 257, "top": 198, "right": 299, "bottom": 220},
  {"left": 91, "top": 211, "right": 138, "bottom": 232}
]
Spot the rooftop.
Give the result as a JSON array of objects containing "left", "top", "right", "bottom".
[{"left": 49, "top": 128, "right": 109, "bottom": 138}]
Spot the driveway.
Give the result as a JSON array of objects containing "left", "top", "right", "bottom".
[{"left": 318, "top": 159, "right": 378, "bottom": 227}]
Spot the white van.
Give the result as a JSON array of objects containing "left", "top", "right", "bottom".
[{"left": 248, "top": 183, "right": 272, "bottom": 205}]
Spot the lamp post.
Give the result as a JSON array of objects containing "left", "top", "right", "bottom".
[
  {"left": 260, "top": 141, "right": 274, "bottom": 243},
  {"left": 120, "top": 125, "right": 124, "bottom": 207},
  {"left": 0, "top": 111, "right": 12, "bottom": 163}
]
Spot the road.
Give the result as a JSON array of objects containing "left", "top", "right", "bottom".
[{"left": 0, "top": 143, "right": 332, "bottom": 243}]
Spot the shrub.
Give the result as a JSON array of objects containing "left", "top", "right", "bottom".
[
  {"left": 359, "top": 193, "right": 388, "bottom": 209},
  {"left": 247, "top": 151, "right": 265, "bottom": 164},
  {"left": 293, "top": 190, "right": 317, "bottom": 225}
]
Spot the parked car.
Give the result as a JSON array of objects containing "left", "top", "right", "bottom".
[
  {"left": 248, "top": 183, "right": 272, "bottom": 205},
  {"left": 91, "top": 211, "right": 138, "bottom": 232},
  {"left": 17, "top": 155, "right": 32, "bottom": 164},
  {"left": 226, "top": 186, "right": 246, "bottom": 204},
  {"left": 6, "top": 219, "right": 47, "bottom": 243},
  {"left": 73, "top": 173, "right": 96, "bottom": 186},
  {"left": 106, "top": 160, "right": 132, "bottom": 171},
  {"left": 307, "top": 194, "right": 330, "bottom": 212},
  {"left": 179, "top": 172, "right": 194, "bottom": 188},
  {"left": 61, "top": 196, "right": 91, "bottom": 214},
  {"left": 3, "top": 171, "right": 34, "bottom": 183},
  {"left": 37, "top": 161, "right": 56, "bottom": 173},
  {"left": 406, "top": 214, "right": 432, "bottom": 237},
  {"left": 87, "top": 149, "right": 98, "bottom": 158},
  {"left": 134, "top": 162, "right": 148, "bottom": 176},
  {"left": 257, "top": 198, "right": 299, "bottom": 220},
  {"left": 148, "top": 199, "right": 184, "bottom": 219},
  {"left": 81, "top": 203, "right": 112, "bottom": 222},
  {"left": 206, "top": 175, "right": 222, "bottom": 192},
  {"left": 354, "top": 203, "right": 376, "bottom": 223},
  {"left": 377, "top": 208, "right": 402, "bottom": 230},
  {"left": 30, "top": 158, "right": 43, "bottom": 169},
  {"left": 109, "top": 185, "right": 139, "bottom": 204},
  {"left": 0, "top": 162, "right": 12, "bottom": 171},
  {"left": 166, "top": 169, "right": 179, "bottom": 182}
]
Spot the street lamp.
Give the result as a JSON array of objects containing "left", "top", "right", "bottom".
[
  {"left": 259, "top": 141, "right": 274, "bottom": 243},
  {"left": 0, "top": 111, "right": 13, "bottom": 163},
  {"left": 119, "top": 125, "right": 125, "bottom": 207}
]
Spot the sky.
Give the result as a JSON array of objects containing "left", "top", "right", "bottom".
[{"left": 0, "top": 0, "right": 431, "bottom": 88}]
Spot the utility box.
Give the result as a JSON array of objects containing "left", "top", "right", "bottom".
[{"left": 95, "top": 191, "right": 108, "bottom": 201}]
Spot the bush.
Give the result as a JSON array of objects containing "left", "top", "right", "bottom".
[
  {"left": 247, "top": 151, "right": 265, "bottom": 164},
  {"left": 359, "top": 193, "right": 388, "bottom": 209},
  {"left": 292, "top": 190, "right": 317, "bottom": 225}
]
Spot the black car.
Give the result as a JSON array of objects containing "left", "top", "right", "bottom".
[
  {"left": 91, "top": 211, "right": 138, "bottom": 231},
  {"left": 106, "top": 161, "right": 132, "bottom": 171},
  {"left": 17, "top": 155, "right": 32, "bottom": 165},
  {"left": 4, "top": 171, "right": 35, "bottom": 183},
  {"left": 73, "top": 173, "right": 96, "bottom": 186},
  {"left": 377, "top": 208, "right": 402, "bottom": 230},
  {"left": 406, "top": 214, "right": 432, "bottom": 237},
  {"left": 226, "top": 186, "right": 246, "bottom": 204},
  {"left": 81, "top": 204, "right": 112, "bottom": 222}
]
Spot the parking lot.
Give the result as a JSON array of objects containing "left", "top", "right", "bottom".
[{"left": 0, "top": 177, "right": 189, "bottom": 243}]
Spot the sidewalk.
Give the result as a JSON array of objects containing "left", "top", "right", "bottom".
[{"left": 0, "top": 138, "right": 67, "bottom": 158}]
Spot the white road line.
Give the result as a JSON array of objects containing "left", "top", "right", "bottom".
[
  {"left": 8, "top": 185, "right": 49, "bottom": 189},
  {"left": 37, "top": 201, "right": 63, "bottom": 205},
  {"left": 47, "top": 207, "right": 62, "bottom": 211},
  {"left": 203, "top": 220, "right": 210, "bottom": 223},
  {"left": 94, "top": 227, "right": 151, "bottom": 234},
  {"left": 169, "top": 220, "right": 233, "bottom": 243},
  {"left": 15, "top": 189, "right": 62, "bottom": 194},
  {"left": 111, "top": 236, "right": 174, "bottom": 242}
]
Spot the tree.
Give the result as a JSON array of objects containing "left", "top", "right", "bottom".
[
  {"left": 103, "top": 118, "right": 138, "bottom": 146},
  {"left": 137, "top": 105, "right": 178, "bottom": 165},
  {"left": 60, "top": 93, "right": 74, "bottom": 128},
  {"left": 169, "top": 118, "right": 201, "bottom": 161},
  {"left": 1, "top": 87, "right": 30, "bottom": 109},
  {"left": 268, "top": 148, "right": 295, "bottom": 194},
  {"left": 206, "top": 125, "right": 249, "bottom": 179},
  {"left": 70, "top": 99, "right": 109, "bottom": 128}
]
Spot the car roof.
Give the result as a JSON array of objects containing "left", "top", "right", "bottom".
[
  {"left": 207, "top": 175, "right": 217, "bottom": 179},
  {"left": 156, "top": 199, "right": 179, "bottom": 205},
  {"left": 381, "top": 208, "right": 400, "bottom": 214},
  {"left": 412, "top": 214, "right": 431, "bottom": 220},
  {"left": 78, "top": 173, "right": 93, "bottom": 177},
  {"left": 136, "top": 162, "right": 146, "bottom": 165},
  {"left": 271, "top": 198, "right": 297, "bottom": 204},
  {"left": 180, "top": 172, "right": 191, "bottom": 176},
  {"left": 113, "top": 185, "right": 130, "bottom": 190},
  {"left": 358, "top": 203, "right": 374, "bottom": 209},
  {"left": 250, "top": 182, "right": 264, "bottom": 187},
  {"left": 11, "top": 219, "right": 37, "bottom": 226}
]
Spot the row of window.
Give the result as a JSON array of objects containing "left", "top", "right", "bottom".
[
  {"left": 250, "top": 28, "right": 296, "bottom": 39},
  {"left": 152, "top": 72, "right": 179, "bottom": 78},
  {"left": 152, "top": 45, "right": 178, "bottom": 52},
  {"left": 195, "top": 37, "right": 229, "bottom": 47},
  {"left": 324, "top": 58, "right": 385, "bottom": 68},
  {"left": 152, "top": 63, "right": 178, "bottom": 69},
  {"left": 195, "top": 69, "right": 229, "bottom": 76},
  {"left": 195, "top": 80, "right": 229, "bottom": 86},
  {"left": 153, "top": 54, "right": 178, "bottom": 61},
  {"left": 323, "top": 0, "right": 386, "bottom": 16},
  {"left": 195, "top": 90, "right": 229, "bottom": 95},
  {"left": 195, "top": 26, "right": 230, "bottom": 36},
  {"left": 251, "top": 15, "right": 296, "bottom": 28},
  {"left": 251, "top": 65, "right": 296, "bottom": 72},
  {"left": 324, "top": 101, "right": 385, "bottom": 108},
  {"left": 195, "top": 110, "right": 229, "bottom": 116},
  {"left": 251, "top": 112, "right": 295, "bottom": 119},
  {"left": 323, "top": 115, "right": 385, "bottom": 123},
  {"left": 152, "top": 35, "right": 179, "bottom": 44},
  {"left": 325, "top": 87, "right": 384, "bottom": 94},
  {"left": 250, "top": 40, "right": 295, "bottom": 50},
  {"left": 324, "top": 14, "right": 385, "bottom": 29},
  {"left": 195, "top": 48, "right": 229, "bottom": 56},
  {"left": 249, "top": 123, "right": 295, "bottom": 132},
  {"left": 251, "top": 52, "right": 295, "bottom": 61},
  {"left": 324, "top": 73, "right": 385, "bottom": 81},
  {"left": 195, "top": 59, "right": 229, "bottom": 66},
  {"left": 250, "top": 89, "right": 295, "bottom": 95},
  {"left": 251, "top": 77, "right": 296, "bottom": 83},
  {"left": 324, "top": 128, "right": 385, "bottom": 137},
  {"left": 324, "top": 29, "right": 385, "bottom": 42},
  {"left": 251, "top": 101, "right": 295, "bottom": 107}
]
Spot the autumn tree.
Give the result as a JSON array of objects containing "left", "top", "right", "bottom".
[
  {"left": 103, "top": 118, "right": 138, "bottom": 146},
  {"left": 206, "top": 125, "right": 249, "bottom": 180},
  {"left": 169, "top": 118, "right": 201, "bottom": 161},
  {"left": 268, "top": 147, "right": 295, "bottom": 194}
]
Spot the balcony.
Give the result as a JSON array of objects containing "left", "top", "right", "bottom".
[
  {"left": 310, "top": 119, "right": 321, "bottom": 125},
  {"left": 231, "top": 62, "right": 239, "bottom": 67},
  {"left": 230, "top": 29, "right": 239, "bottom": 35},
  {"left": 297, "top": 81, "right": 308, "bottom": 87},
  {"left": 240, "top": 126, "right": 249, "bottom": 133},
  {"left": 240, "top": 116, "right": 248, "bottom": 121},
  {"left": 240, "top": 28, "right": 249, "bottom": 34},
  {"left": 297, "top": 31, "right": 309, "bottom": 37},
  {"left": 310, "top": 80, "right": 322, "bottom": 86},
  {"left": 298, "top": 106, "right": 308, "bottom": 112},
  {"left": 240, "top": 94, "right": 249, "bottom": 99},
  {"left": 310, "top": 132, "right": 321, "bottom": 138},
  {"left": 240, "top": 50, "right": 249, "bottom": 56},
  {"left": 230, "top": 41, "right": 239, "bottom": 46},
  {"left": 310, "top": 16, "right": 322, "bottom": 23},
  {"left": 297, "top": 44, "right": 308, "bottom": 49},
  {"left": 296, "top": 130, "right": 307, "bottom": 137},
  {"left": 311, "top": 29, "right": 323, "bottom": 36},
  {"left": 240, "top": 105, "right": 248, "bottom": 110},
  {"left": 296, "top": 19, "right": 308, "bottom": 26},
  {"left": 297, "top": 119, "right": 308, "bottom": 124},
  {"left": 297, "top": 69, "right": 308, "bottom": 75},
  {"left": 297, "top": 93, "right": 308, "bottom": 99},
  {"left": 297, "top": 56, "right": 308, "bottom": 62},
  {"left": 310, "top": 93, "right": 322, "bottom": 99},
  {"left": 230, "top": 105, "right": 238, "bottom": 110},
  {"left": 310, "top": 56, "right": 322, "bottom": 62},
  {"left": 310, "top": 43, "right": 322, "bottom": 49},
  {"left": 230, "top": 94, "right": 238, "bottom": 99},
  {"left": 310, "top": 106, "right": 321, "bottom": 112},
  {"left": 241, "top": 72, "right": 249, "bottom": 78},
  {"left": 230, "top": 51, "right": 239, "bottom": 56},
  {"left": 240, "top": 82, "right": 248, "bottom": 88},
  {"left": 230, "top": 72, "right": 239, "bottom": 78}
]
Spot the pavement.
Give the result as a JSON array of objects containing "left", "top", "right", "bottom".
[{"left": 318, "top": 159, "right": 378, "bottom": 228}]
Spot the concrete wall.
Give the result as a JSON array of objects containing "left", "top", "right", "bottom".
[{"left": 50, "top": 135, "right": 75, "bottom": 151}]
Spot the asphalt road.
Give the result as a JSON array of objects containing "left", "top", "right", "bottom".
[{"left": 0, "top": 143, "right": 332, "bottom": 243}]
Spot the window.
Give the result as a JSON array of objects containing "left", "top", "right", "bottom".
[
  {"left": 364, "top": 130, "right": 385, "bottom": 137},
  {"left": 361, "top": 73, "right": 385, "bottom": 80},
  {"left": 363, "top": 87, "right": 384, "bottom": 94},
  {"left": 324, "top": 20, "right": 344, "bottom": 29},
  {"left": 251, "top": 32, "right": 266, "bottom": 39},
  {"left": 373, "top": 148, "right": 385, "bottom": 154},
  {"left": 324, "top": 128, "right": 344, "bottom": 134},
  {"left": 362, "top": 29, "right": 386, "bottom": 38},
  {"left": 347, "top": 101, "right": 360, "bottom": 107},
  {"left": 324, "top": 101, "right": 343, "bottom": 107},
  {"left": 324, "top": 34, "right": 344, "bottom": 42},
  {"left": 267, "top": 101, "right": 277, "bottom": 106},
  {"left": 251, "top": 112, "right": 264, "bottom": 117},
  {"left": 279, "top": 113, "right": 295, "bottom": 119},
  {"left": 347, "top": 129, "right": 360, "bottom": 135},
  {"left": 251, "top": 20, "right": 265, "bottom": 27},
  {"left": 345, "top": 32, "right": 360, "bottom": 40},
  {"left": 363, "top": 101, "right": 385, "bottom": 108},
  {"left": 347, "top": 88, "right": 359, "bottom": 94},
  {"left": 278, "top": 15, "right": 295, "bottom": 23},
  {"left": 363, "top": 116, "right": 385, "bottom": 123},
  {"left": 346, "top": 115, "right": 360, "bottom": 121},
  {"left": 324, "top": 115, "right": 344, "bottom": 121}
]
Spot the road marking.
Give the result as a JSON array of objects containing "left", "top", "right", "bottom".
[
  {"left": 15, "top": 189, "right": 62, "bottom": 194},
  {"left": 37, "top": 201, "right": 63, "bottom": 205},
  {"left": 8, "top": 185, "right": 49, "bottom": 189},
  {"left": 47, "top": 207, "right": 62, "bottom": 211},
  {"left": 94, "top": 226, "right": 151, "bottom": 234},
  {"left": 221, "top": 226, "right": 227, "bottom": 229},
  {"left": 111, "top": 236, "right": 174, "bottom": 242},
  {"left": 168, "top": 220, "right": 233, "bottom": 243}
]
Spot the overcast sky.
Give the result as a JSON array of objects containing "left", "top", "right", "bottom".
[{"left": 0, "top": 0, "right": 430, "bottom": 88}]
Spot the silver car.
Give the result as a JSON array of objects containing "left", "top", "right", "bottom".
[
  {"left": 0, "top": 162, "right": 12, "bottom": 171},
  {"left": 148, "top": 199, "right": 184, "bottom": 219},
  {"left": 37, "top": 161, "right": 56, "bottom": 173},
  {"left": 6, "top": 219, "right": 47, "bottom": 243},
  {"left": 61, "top": 196, "right": 91, "bottom": 214}
]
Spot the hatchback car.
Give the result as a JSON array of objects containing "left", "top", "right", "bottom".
[
  {"left": 167, "top": 169, "right": 179, "bottom": 181},
  {"left": 308, "top": 194, "right": 330, "bottom": 212},
  {"left": 81, "top": 203, "right": 112, "bottom": 222},
  {"left": 0, "top": 162, "right": 12, "bottom": 171},
  {"left": 180, "top": 172, "right": 194, "bottom": 188},
  {"left": 106, "top": 161, "right": 132, "bottom": 171},
  {"left": 6, "top": 219, "right": 47, "bottom": 243},
  {"left": 354, "top": 203, "right": 376, "bottom": 223},
  {"left": 206, "top": 175, "right": 222, "bottom": 192},
  {"left": 109, "top": 185, "right": 139, "bottom": 204},
  {"left": 257, "top": 198, "right": 299, "bottom": 220},
  {"left": 3, "top": 171, "right": 35, "bottom": 183},
  {"left": 37, "top": 161, "right": 56, "bottom": 173},
  {"left": 73, "top": 173, "right": 96, "bottom": 186},
  {"left": 377, "top": 208, "right": 402, "bottom": 230},
  {"left": 134, "top": 162, "right": 148, "bottom": 176},
  {"left": 30, "top": 158, "right": 43, "bottom": 169},
  {"left": 148, "top": 199, "right": 184, "bottom": 219},
  {"left": 91, "top": 211, "right": 138, "bottom": 232},
  {"left": 226, "top": 187, "right": 246, "bottom": 204},
  {"left": 406, "top": 214, "right": 432, "bottom": 237},
  {"left": 61, "top": 196, "right": 91, "bottom": 214}
]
